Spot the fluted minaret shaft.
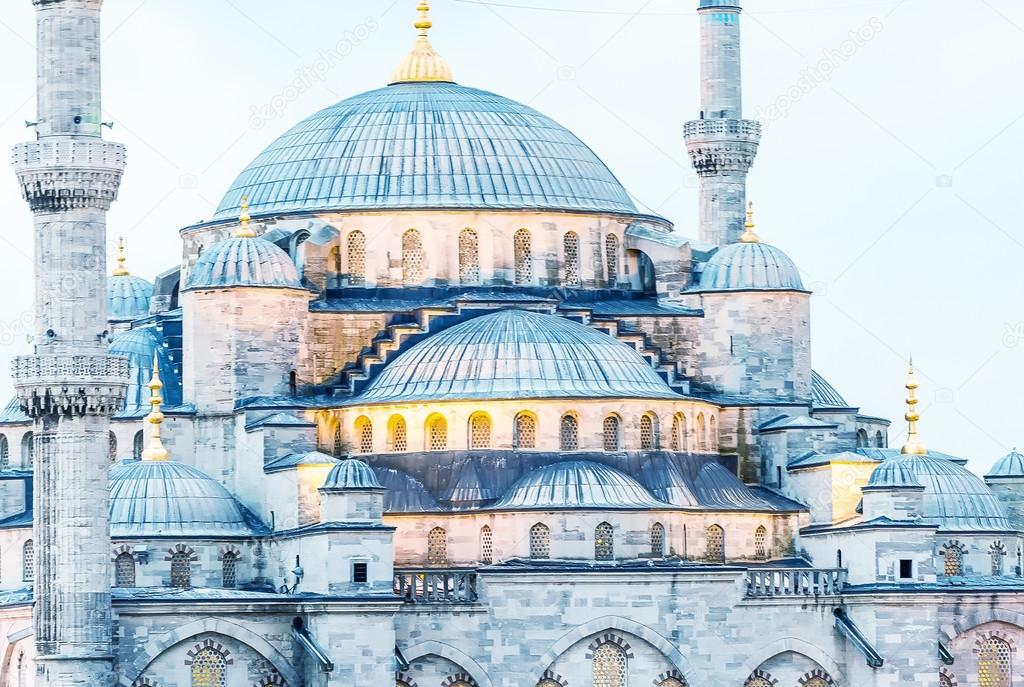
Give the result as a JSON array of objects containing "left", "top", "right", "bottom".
[
  {"left": 684, "top": 0, "right": 761, "bottom": 247},
  {"left": 11, "top": 1, "right": 127, "bottom": 685}
]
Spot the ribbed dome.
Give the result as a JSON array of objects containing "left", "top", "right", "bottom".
[
  {"left": 185, "top": 236, "right": 301, "bottom": 290},
  {"left": 108, "top": 327, "right": 180, "bottom": 413},
  {"left": 214, "top": 82, "right": 638, "bottom": 220},
  {"left": 699, "top": 242, "right": 804, "bottom": 291},
  {"left": 109, "top": 460, "right": 258, "bottom": 537},
  {"left": 322, "top": 459, "right": 383, "bottom": 491},
  {"left": 355, "top": 309, "right": 681, "bottom": 404},
  {"left": 811, "top": 371, "right": 849, "bottom": 409},
  {"left": 866, "top": 458, "right": 922, "bottom": 489},
  {"left": 988, "top": 449, "right": 1024, "bottom": 479},
  {"left": 108, "top": 274, "right": 153, "bottom": 322},
  {"left": 495, "top": 460, "right": 665, "bottom": 510},
  {"left": 866, "top": 453, "right": 1010, "bottom": 531}
]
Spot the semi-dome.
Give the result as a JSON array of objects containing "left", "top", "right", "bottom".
[
  {"left": 495, "top": 460, "right": 666, "bottom": 510},
  {"left": 108, "top": 327, "right": 180, "bottom": 413},
  {"left": 321, "top": 459, "right": 383, "bottom": 491},
  {"left": 109, "top": 460, "right": 259, "bottom": 537},
  {"left": 699, "top": 241, "right": 804, "bottom": 292},
  {"left": 811, "top": 371, "right": 850, "bottom": 409},
  {"left": 354, "top": 309, "right": 682, "bottom": 404},
  {"left": 987, "top": 449, "right": 1024, "bottom": 479},
  {"left": 213, "top": 81, "right": 638, "bottom": 220},
  {"left": 109, "top": 274, "right": 153, "bottom": 322},
  {"left": 184, "top": 236, "right": 301, "bottom": 291},
  {"left": 373, "top": 467, "right": 440, "bottom": 513}
]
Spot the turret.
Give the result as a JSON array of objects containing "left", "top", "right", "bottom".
[{"left": 986, "top": 448, "right": 1024, "bottom": 530}]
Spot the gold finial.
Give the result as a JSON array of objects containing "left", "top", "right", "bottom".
[
  {"left": 390, "top": 2, "right": 455, "bottom": 85},
  {"left": 901, "top": 358, "right": 927, "bottom": 456},
  {"left": 236, "top": 195, "right": 256, "bottom": 239},
  {"left": 740, "top": 201, "right": 761, "bottom": 243},
  {"left": 112, "top": 236, "right": 130, "bottom": 276},
  {"left": 141, "top": 352, "right": 170, "bottom": 462}
]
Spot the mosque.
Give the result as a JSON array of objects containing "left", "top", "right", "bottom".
[{"left": 1, "top": 1, "right": 1023, "bottom": 686}]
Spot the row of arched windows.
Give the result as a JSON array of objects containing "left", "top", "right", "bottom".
[
  {"left": 855, "top": 428, "right": 886, "bottom": 448},
  {"left": 346, "top": 410, "right": 718, "bottom": 454},
  {"left": 0, "top": 433, "right": 33, "bottom": 470},
  {"left": 112, "top": 548, "right": 240, "bottom": 589},
  {"left": 941, "top": 540, "right": 1011, "bottom": 577},
  {"left": 334, "top": 228, "right": 623, "bottom": 287}
]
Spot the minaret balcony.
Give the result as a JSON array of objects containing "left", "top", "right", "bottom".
[
  {"left": 11, "top": 139, "right": 125, "bottom": 211},
  {"left": 12, "top": 353, "right": 129, "bottom": 417}
]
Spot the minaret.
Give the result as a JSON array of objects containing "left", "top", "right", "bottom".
[
  {"left": 10, "top": 1, "right": 127, "bottom": 684},
  {"left": 684, "top": 0, "right": 762, "bottom": 246}
]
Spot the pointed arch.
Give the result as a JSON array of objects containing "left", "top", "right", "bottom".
[
  {"left": 695, "top": 414, "right": 706, "bottom": 451},
  {"left": 354, "top": 416, "right": 373, "bottom": 455},
  {"left": 602, "top": 415, "right": 621, "bottom": 452},
  {"left": 560, "top": 414, "right": 579, "bottom": 451},
  {"left": 399, "top": 641, "right": 494, "bottom": 687},
  {"left": 388, "top": 415, "right": 408, "bottom": 452},
  {"left": 640, "top": 413, "right": 659, "bottom": 450},
  {"left": 402, "top": 229, "right": 425, "bottom": 284},
  {"left": 705, "top": 524, "right": 724, "bottom": 563},
  {"left": 468, "top": 412, "right": 492, "bottom": 450},
  {"left": 426, "top": 414, "right": 448, "bottom": 451},
  {"left": 133, "top": 430, "right": 145, "bottom": 460},
  {"left": 21, "top": 540, "right": 33, "bottom": 582},
  {"left": 347, "top": 230, "right": 366, "bottom": 285},
  {"left": 649, "top": 522, "right": 665, "bottom": 558},
  {"left": 479, "top": 525, "right": 493, "bottom": 564},
  {"left": 514, "top": 412, "right": 537, "bottom": 450},
  {"left": 514, "top": 229, "right": 533, "bottom": 285},
  {"left": 0, "top": 434, "right": 8, "bottom": 470},
  {"left": 595, "top": 522, "right": 614, "bottom": 561},
  {"left": 563, "top": 231, "right": 581, "bottom": 286},
  {"left": 459, "top": 228, "right": 481, "bottom": 284},
  {"left": 738, "top": 640, "right": 846, "bottom": 687},
  {"left": 20, "top": 433, "right": 32, "bottom": 468},
  {"left": 530, "top": 522, "right": 551, "bottom": 559}
]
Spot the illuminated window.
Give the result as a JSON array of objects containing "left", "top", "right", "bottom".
[
  {"left": 22, "top": 540, "right": 33, "bottom": 582},
  {"left": 595, "top": 522, "right": 614, "bottom": 561},
  {"left": 21, "top": 433, "right": 33, "bottom": 469},
  {"left": 190, "top": 647, "right": 227, "bottom": 687},
  {"left": 480, "top": 525, "right": 493, "bottom": 564},
  {"left": 427, "top": 415, "right": 447, "bottom": 451},
  {"left": 650, "top": 522, "right": 665, "bottom": 557},
  {"left": 514, "top": 229, "right": 532, "bottom": 285},
  {"left": 978, "top": 636, "right": 1011, "bottom": 687},
  {"left": 469, "top": 413, "right": 491, "bottom": 449},
  {"left": 705, "top": 524, "right": 724, "bottom": 563},
  {"left": 695, "top": 414, "right": 706, "bottom": 451},
  {"left": 109, "top": 431, "right": 117, "bottom": 463},
  {"left": 605, "top": 234, "right": 620, "bottom": 286},
  {"left": 427, "top": 527, "right": 448, "bottom": 566},
  {"left": 991, "top": 541, "right": 1006, "bottom": 576},
  {"left": 563, "top": 231, "right": 581, "bottom": 286},
  {"left": 222, "top": 552, "right": 239, "bottom": 589},
  {"left": 640, "top": 413, "right": 657, "bottom": 450},
  {"left": 755, "top": 525, "right": 768, "bottom": 559},
  {"left": 560, "top": 414, "right": 579, "bottom": 451},
  {"left": 402, "top": 229, "right": 424, "bottom": 284},
  {"left": 355, "top": 416, "right": 373, "bottom": 454},
  {"left": 530, "top": 522, "right": 550, "bottom": 559},
  {"left": 592, "top": 641, "right": 627, "bottom": 687},
  {"left": 171, "top": 551, "right": 191, "bottom": 588},
  {"left": 0, "top": 434, "right": 9, "bottom": 470},
  {"left": 514, "top": 413, "right": 536, "bottom": 449},
  {"left": 459, "top": 229, "right": 480, "bottom": 284},
  {"left": 133, "top": 430, "right": 144, "bottom": 460},
  {"left": 603, "top": 415, "right": 621, "bottom": 452},
  {"left": 115, "top": 552, "right": 135, "bottom": 587},
  {"left": 943, "top": 544, "right": 964, "bottom": 576},
  {"left": 389, "top": 415, "right": 408, "bottom": 452},
  {"left": 347, "top": 230, "right": 366, "bottom": 285}
]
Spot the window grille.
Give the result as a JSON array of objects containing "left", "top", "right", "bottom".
[
  {"left": 560, "top": 415, "right": 578, "bottom": 451},
  {"left": 802, "top": 679, "right": 830, "bottom": 687},
  {"left": 469, "top": 414, "right": 491, "bottom": 449},
  {"left": 356, "top": 417, "right": 373, "bottom": 454},
  {"left": 222, "top": 553, "right": 238, "bottom": 589},
  {"left": 514, "top": 413, "right": 536, "bottom": 449},
  {"left": 22, "top": 540, "right": 33, "bottom": 582},
  {"left": 595, "top": 522, "right": 614, "bottom": 561},
  {"left": 670, "top": 415, "right": 681, "bottom": 452},
  {"left": 640, "top": 414, "right": 656, "bottom": 450},
  {"left": 705, "top": 525, "right": 724, "bottom": 563},
  {"left": 650, "top": 522, "right": 665, "bottom": 557},
  {"left": 170, "top": 551, "right": 191, "bottom": 588},
  {"left": 592, "top": 642, "right": 627, "bottom": 687},
  {"left": 605, "top": 234, "right": 620, "bottom": 286},
  {"left": 115, "top": 552, "right": 135, "bottom": 587},
  {"left": 190, "top": 647, "right": 227, "bottom": 687},
  {"left": 427, "top": 527, "right": 448, "bottom": 566},
  {"left": 563, "top": 232, "right": 581, "bottom": 286},
  {"left": 480, "top": 526, "right": 493, "bottom": 564},
  {"left": 459, "top": 229, "right": 480, "bottom": 284},
  {"left": 755, "top": 526, "right": 768, "bottom": 560},
  {"left": 603, "top": 416, "right": 621, "bottom": 452},
  {"left": 514, "top": 229, "right": 532, "bottom": 284},
  {"left": 978, "top": 637, "right": 1011, "bottom": 687},
  {"left": 390, "top": 416, "right": 408, "bottom": 452},
  {"left": 991, "top": 542, "right": 1006, "bottom": 576},
  {"left": 402, "top": 229, "right": 424, "bottom": 284},
  {"left": 530, "top": 523, "right": 550, "bottom": 559},
  {"left": 944, "top": 546, "right": 964, "bottom": 576},
  {"left": 0, "top": 435, "right": 9, "bottom": 470},
  {"left": 744, "top": 678, "right": 772, "bottom": 687},
  {"left": 427, "top": 416, "right": 447, "bottom": 451},
  {"left": 347, "top": 230, "right": 366, "bottom": 284},
  {"left": 939, "top": 674, "right": 954, "bottom": 687}
]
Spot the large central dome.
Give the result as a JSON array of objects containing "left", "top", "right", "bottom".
[{"left": 214, "top": 82, "right": 638, "bottom": 220}]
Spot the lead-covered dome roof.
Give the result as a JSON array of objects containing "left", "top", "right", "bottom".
[
  {"left": 988, "top": 449, "right": 1024, "bottom": 479},
  {"left": 495, "top": 460, "right": 666, "bottom": 510},
  {"left": 108, "top": 327, "right": 180, "bottom": 415},
  {"left": 699, "top": 241, "right": 804, "bottom": 292},
  {"left": 108, "top": 274, "right": 153, "bottom": 322},
  {"left": 322, "top": 459, "right": 383, "bottom": 491},
  {"left": 184, "top": 236, "right": 301, "bottom": 291},
  {"left": 213, "top": 82, "right": 638, "bottom": 220},
  {"left": 353, "top": 309, "right": 682, "bottom": 404}
]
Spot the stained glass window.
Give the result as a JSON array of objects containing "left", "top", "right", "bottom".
[
  {"left": 22, "top": 540, "right": 33, "bottom": 582},
  {"left": 427, "top": 527, "right": 448, "bottom": 566},
  {"left": 705, "top": 524, "right": 724, "bottom": 563},
  {"left": 356, "top": 417, "right": 373, "bottom": 454},
  {"left": 605, "top": 234, "right": 620, "bottom": 286},
  {"left": 222, "top": 552, "right": 238, "bottom": 589},
  {"left": 603, "top": 416, "right": 621, "bottom": 452},
  {"left": 650, "top": 522, "right": 665, "bottom": 558},
  {"left": 514, "top": 229, "right": 532, "bottom": 285},
  {"left": 469, "top": 414, "right": 491, "bottom": 449},
  {"left": 402, "top": 229, "right": 424, "bottom": 284},
  {"left": 480, "top": 525, "right": 493, "bottom": 564},
  {"left": 592, "top": 642, "right": 626, "bottom": 687},
  {"left": 755, "top": 526, "right": 768, "bottom": 559},
  {"left": 640, "top": 414, "right": 656, "bottom": 450},
  {"left": 978, "top": 637, "right": 1011, "bottom": 687},
  {"left": 190, "top": 647, "right": 227, "bottom": 687},
  {"left": 563, "top": 231, "right": 581, "bottom": 286},
  {"left": 115, "top": 552, "right": 136, "bottom": 587},
  {"left": 595, "top": 522, "right": 614, "bottom": 561},
  {"left": 514, "top": 413, "right": 536, "bottom": 449},
  {"left": 944, "top": 545, "right": 964, "bottom": 576},
  {"left": 560, "top": 415, "right": 578, "bottom": 451},
  {"left": 427, "top": 415, "right": 447, "bottom": 451},
  {"left": 171, "top": 551, "right": 191, "bottom": 588},
  {"left": 530, "top": 523, "right": 550, "bottom": 559},
  {"left": 459, "top": 229, "right": 480, "bottom": 284},
  {"left": 347, "top": 230, "right": 366, "bottom": 285},
  {"left": 390, "top": 415, "right": 408, "bottom": 452}
]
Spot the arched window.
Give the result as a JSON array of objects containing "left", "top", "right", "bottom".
[
  {"left": 514, "top": 228, "right": 532, "bottom": 285},
  {"left": 560, "top": 414, "right": 579, "bottom": 451},
  {"left": 603, "top": 415, "right": 621, "bottom": 452},
  {"left": 402, "top": 229, "right": 424, "bottom": 284},
  {"left": 705, "top": 524, "right": 724, "bottom": 563},
  {"left": 480, "top": 525, "right": 493, "bottom": 564},
  {"left": 650, "top": 522, "right": 665, "bottom": 557},
  {"left": 388, "top": 415, "right": 408, "bottom": 452},
  {"left": 978, "top": 636, "right": 1011, "bottom": 687},
  {"left": 938, "top": 673, "right": 954, "bottom": 687},
  {"left": 355, "top": 416, "right": 373, "bottom": 454},
  {"left": 605, "top": 234, "right": 620, "bottom": 286},
  {"left": 0, "top": 434, "right": 8, "bottom": 470},
  {"left": 170, "top": 551, "right": 191, "bottom": 588},
  {"left": 563, "top": 231, "right": 581, "bottom": 286},
  {"left": 669, "top": 414, "right": 682, "bottom": 452},
  {"left": 755, "top": 525, "right": 768, "bottom": 559},
  {"left": 875, "top": 430, "right": 885, "bottom": 448},
  {"left": 329, "top": 246, "right": 342, "bottom": 287},
  {"left": 744, "top": 674, "right": 773, "bottom": 687},
  {"left": 592, "top": 641, "right": 627, "bottom": 687},
  {"left": 427, "top": 527, "right": 447, "bottom": 566},
  {"left": 530, "top": 522, "right": 550, "bottom": 559},
  {"left": 991, "top": 541, "right": 1007, "bottom": 576},
  {"left": 802, "top": 678, "right": 831, "bottom": 687},
  {"left": 640, "top": 413, "right": 658, "bottom": 450},
  {"left": 836, "top": 549, "right": 843, "bottom": 568},
  {"left": 469, "top": 413, "right": 491, "bottom": 449},
  {"left": 658, "top": 677, "right": 686, "bottom": 687},
  {"left": 222, "top": 551, "right": 239, "bottom": 589},
  {"left": 695, "top": 414, "right": 706, "bottom": 451},
  {"left": 595, "top": 522, "right": 614, "bottom": 561},
  {"left": 708, "top": 416, "right": 717, "bottom": 449},
  {"left": 21, "top": 433, "right": 33, "bottom": 469},
  {"left": 347, "top": 230, "right": 366, "bottom": 285},
  {"left": 115, "top": 552, "right": 136, "bottom": 587},
  {"left": 190, "top": 646, "right": 227, "bottom": 687},
  {"left": 22, "top": 540, "right": 34, "bottom": 581},
  {"left": 943, "top": 544, "right": 964, "bottom": 577},
  {"left": 133, "top": 430, "right": 144, "bottom": 460},
  {"left": 856, "top": 428, "right": 869, "bottom": 447},
  {"left": 107, "top": 431, "right": 117, "bottom": 463},
  {"left": 459, "top": 228, "right": 480, "bottom": 284},
  {"left": 426, "top": 415, "right": 447, "bottom": 451},
  {"left": 514, "top": 412, "right": 536, "bottom": 449}
]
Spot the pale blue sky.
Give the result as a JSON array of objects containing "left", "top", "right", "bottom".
[{"left": 0, "top": 0, "right": 1020, "bottom": 472}]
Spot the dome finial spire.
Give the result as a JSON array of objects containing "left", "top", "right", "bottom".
[
  {"left": 236, "top": 195, "right": 256, "bottom": 239},
  {"left": 141, "top": 353, "right": 170, "bottom": 462},
  {"left": 901, "top": 357, "right": 927, "bottom": 456},
  {"left": 739, "top": 201, "right": 760, "bottom": 243},
  {"left": 112, "top": 235, "right": 130, "bottom": 276},
  {"left": 390, "top": 2, "right": 455, "bottom": 85}
]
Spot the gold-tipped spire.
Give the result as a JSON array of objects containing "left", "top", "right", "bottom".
[
  {"left": 739, "top": 201, "right": 761, "bottom": 243},
  {"left": 141, "top": 353, "right": 170, "bottom": 462},
  {"left": 112, "top": 236, "right": 130, "bottom": 276},
  {"left": 235, "top": 195, "right": 256, "bottom": 239},
  {"left": 900, "top": 358, "right": 927, "bottom": 456},
  {"left": 390, "top": 2, "right": 455, "bottom": 85}
]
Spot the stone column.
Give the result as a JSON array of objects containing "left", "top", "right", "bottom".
[{"left": 11, "top": 1, "right": 127, "bottom": 685}]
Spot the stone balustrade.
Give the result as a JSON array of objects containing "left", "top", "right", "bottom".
[
  {"left": 745, "top": 568, "right": 847, "bottom": 598},
  {"left": 393, "top": 569, "right": 478, "bottom": 604}
]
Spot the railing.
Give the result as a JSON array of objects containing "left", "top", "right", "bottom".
[
  {"left": 393, "top": 570, "right": 478, "bottom": 604},
  {"left": 745, "top": 568, "right": 847, "bottom": 598}
]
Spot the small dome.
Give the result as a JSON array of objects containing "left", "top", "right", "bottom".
[
  {"left": 699, "top": 242, "right": 804, "bottom": 291},
  {"left": 108, "top": 327, "right": 180, "bottom": 413},
  {"left": 988, "top": 449, "right": 1024, "bottom": 479},
  {"left": 108, "top": 274, "right": 153, "bottom": 322},
  {"left": 495, "top": 460, "right": 666, "bottom": 510},
  {"left": 866, "top": 458, "right": 922, "bottom": 489},
  {"left": 109, "top": 460, "right": 258, "bottom": 537},
  {"left": 811, "top": 371, "right": 849, "bottom": 409},
  {"left": 322, "top": 459, "right": 383, "bottom": 491},
  {"left": 184, "top": 237, "right": 301, "bottom": 291},
  {"left": 355, "top": 309, "right": 681, "bottom": 404}
]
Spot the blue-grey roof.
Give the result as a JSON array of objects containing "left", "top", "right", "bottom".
[
  {"left": 0, "top": 396, "right": 29, "bottom": 425},
  {"left": 184, "top": 237, "right": 301, "bottom": 291},
  {"left": 108, "top": 274, "right": 154, "bottom": 322},
  {"left": 811, "top": 371, "right": 851, "bottom": 409},
  {"left": 108, "top": 327, "right": 181, "bottom": 414},
  {"left": 866, "top": 457, "right": 922, "bottom": 489},
  {"left": 322, "top": 459, "right": 382, "bottom": 491},
  {"left": 353, "top": 309, "right": 681, "bottom": 404},
  {"left": 698, "top": 241, "right": 804, "bottom": 292},
  {"left": 109, "top": 459, "right": 264, "bottom": 537},
  {"left": 759, "top": 414, "right": 837, "bottom": 432},
  {"left": 213, "top": 82, "right": 639, "bottom": 220},
  {"left": 495, "top": 460, "right": 666, "bottom": 510},
  {"left": 245, "top": 412, "right": 316, "bottom": 432},
  {"left": 373, "top": 467, "right": 440, "bottom": 513},
  {"left": 264, "top": 451, "right": 340, "bottom": 473},
  {"left": 637, "top": 457, "right": 774, "bottom": 510},
  {"left": 987, "top": 449, "right": 1024, "bottom": 479}
]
